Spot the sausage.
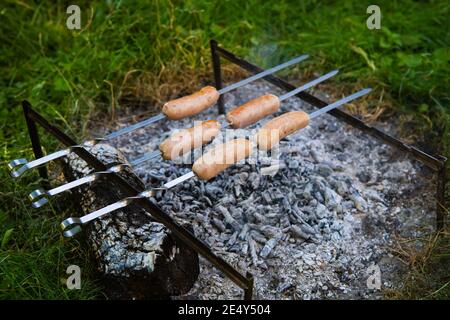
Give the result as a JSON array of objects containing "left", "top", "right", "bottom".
[
  {"left": 226, "top": 94, "right": 280, "bottom": 128},
  {"left": 162, "top": 86, "right": 220, "bottom": 120},
  {"left": 159, "top": 120, "right": 221, "bottom": 160},
  {"left": 192, "top": 138, "right": 254, "bottom": 180},
  {"left": 256, "top": 111, "right": 310, "bottom": 151}
]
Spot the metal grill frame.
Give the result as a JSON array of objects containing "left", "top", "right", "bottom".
[{"left": 19, "top": 40, "right": 447, "bottom": 301}]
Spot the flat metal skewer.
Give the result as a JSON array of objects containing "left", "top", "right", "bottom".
[
  {"left": 29, "top": 70, "right": 338, "bottom": 207},
  {"left": 60, "top": 171, "right": 195, "bottom": 237},
  {"left": 309, "top": 88, "right": 372, "bottom": 119},
  {"left": 29, "top": 150, "right": 161, "bottom": 208},
  {"left": 60, "top": 88, "right": 371, "bottom": 237},
  {"left": 278, "top": 70, "right": 339, "bottom": 101},
  {"left": 8, "top": 54, "right": 309, "bottom": 178}
]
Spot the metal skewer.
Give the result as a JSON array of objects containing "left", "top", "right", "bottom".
[
  {"left": 60, "top": 88, "right": 371, "bottom": 237},
  {"left": 29, "top": 70, "right": 338, "bottom": 207},
  {"left": 309, "top": 88, "right": 372, "bottom": 119},
  {"left": 28, "top": 150, "right": 161, "bottom": 208},
  {"left": 60, "top": 171, "right": 196, "bottom": 237},
  {"left": 8, "top": 54, "right": 309, "bottom": 178}
]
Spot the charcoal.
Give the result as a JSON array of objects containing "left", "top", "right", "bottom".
[
  {"left": 290, "top": 225, "right": 311, "bottom": 240},
  {"left": 316, "top": 164, "right": 333, "bottom": 177},
  {"left": 300, "top": 223, "right": 317, "bottom": 235},
  {"left": 259, "top": 235, "right": 282, "bottom": 258},
  {"left": 212, "top": 218, "right": 226, "bottom": 232},
  {"left": 238, "top": 224, "right": 250, "bottom": 241},
  {"left": 288, "top": 160, "right": 300, "bottom": 169},
  {"left": 104, "top": 81, "right": 432, "bottom": 300},
  {"left": 216, "top": 205, "right": 240, "bottom": 231},
  {"left": 248, "top": 237, "right": 259, "bottom": 266},
  {"left": 227, "top": 231, "right": 238, "bottom": 247},
  {"left": 250, "top": 230, "right": 267, "bottom": 244},
  {"left": 349, "top": 191, "right": 368, "bottom": 211}
]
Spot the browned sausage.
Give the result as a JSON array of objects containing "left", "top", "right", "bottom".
[
  {"left": 162, "top": 86, "right": 219, "bottom": 120},
  {"left": 226, "top": 94, "right": 280, "bottom": 128},
  {"left": 159, "top": 120, "right": 221, "bottom": 160},
  {"left": 256, "top": 111, "right": 310, "bottom": 151},
  {"left": 192, "top": 138, "right": 254, "bottom": 180}
]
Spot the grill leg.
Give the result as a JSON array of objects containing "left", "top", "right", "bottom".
[
  {"left": 22, "top": 101, "right": 49, "bottom": 183},
  {"left": 436, "top": 156, "right": 447, "bottom": 230},
  {"left": 244, "top": 272, "right": 254, "bottom": 300},
  {"left": 210, "top": 39, "right": 225, "bottom": 115}
]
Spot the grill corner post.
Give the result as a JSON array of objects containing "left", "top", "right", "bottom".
[
  {"left": 22, "top": 100, "right": 49, "bottom": 184},
  {"left": 244, "top": 272, "right": 254, "bottom": 300},
  {"left": 210, "top": 39, "right": 225, "bottom": 115}
]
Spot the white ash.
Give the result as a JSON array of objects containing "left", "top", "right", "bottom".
[{"left": 109, "top": 80, "right": 436, "bottom": 299}]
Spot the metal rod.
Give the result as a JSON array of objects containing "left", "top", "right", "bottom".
[
  {"left": 22, "top": 101, "right": 49, "bottom": 183},
  {"left": 309, "top": 88, "right": 372, "bottom": 119},
  {"left": 129, "top": 150, "right": 161, "bottom": 166},
  {"left": 244, "top": 272, "right": 254, "bottom": 300},
  {"left": 9, "top": 149, "right": 71, "bottom": 178},
  {"left": 60, "top": 171, "right": 196, "bottom": 235},
  {"left": 210, "top": 39, "right": 225, "bottom": 115},
  {"left": 61, "top": 199, "right": 131, "bottom": 237},
  {"left": 106, "top": 113, "right": 166, "bottom": 140},
  {"left": 279, "top": 70, "right": 339, "bottom": 101},
  {"left": 28, "top": 150, "right": 161, "bottom": 208},
  {"left": 217, "top": 54, "right": 309, "bottom": 95}
]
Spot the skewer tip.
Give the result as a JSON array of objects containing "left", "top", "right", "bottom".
[{"left": 329, "top": 69, "right": 339, "bottom": 76}]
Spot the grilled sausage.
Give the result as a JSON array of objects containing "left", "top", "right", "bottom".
[
  {"left": 159, "top": 120, "right": 221, "bottom": 160},
  {"left": 226, "top": 94, "right": 280, "bottom": 128},
  {"left": 256, "top": 111, "right": 310, "bottom": 151},
  {"left": 192, "top": 138, "right": 254, "bottom": 180},
  {"left": 162, "top": 86, "right": 220, "bottom": 120}
]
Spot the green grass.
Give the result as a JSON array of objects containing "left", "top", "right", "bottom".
[{"left": 0, "top": 0, "right": 448, "bottom": 299}]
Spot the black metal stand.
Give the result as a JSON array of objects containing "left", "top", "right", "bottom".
[
  {"left": 210, "top": 40, "right": 225, "bottom": 115},
  {"left": 209, "top": 39, "right": 447, "bottom": 230},
  {"left": 20, "top": 40, "right": 447, "bottom": 300}
]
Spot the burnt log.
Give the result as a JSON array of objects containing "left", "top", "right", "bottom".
[{"left": 61, "top": 143, "right": 199, "bottom": 299}]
